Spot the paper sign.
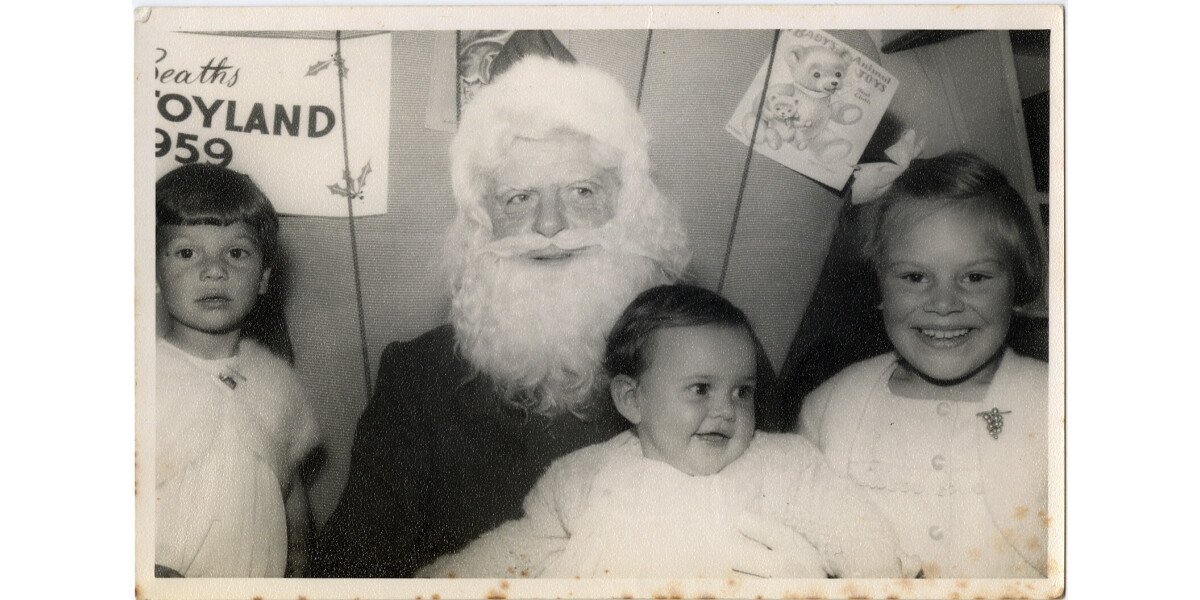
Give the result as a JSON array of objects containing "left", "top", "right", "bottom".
[
  {"left": 726, "top": 30, "right": 898, "bottom": 189},
  {"left": 152, "top": 32, "right": 391, "bottom": 217}
]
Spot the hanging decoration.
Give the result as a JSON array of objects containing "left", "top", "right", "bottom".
[{"left": 726, "top": 29, "right": 898, "bottom": 189}]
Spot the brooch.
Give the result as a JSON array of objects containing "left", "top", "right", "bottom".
[
  {"left": 216, "top": 368, "right": 246, "bottom": 391},
  {"left": 976, "top": 408, "right": 1012, "bottom": 440}
]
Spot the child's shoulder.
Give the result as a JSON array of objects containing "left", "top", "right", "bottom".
[
  {"left": 535, "top": 430, "right": 636, "bottom": 495},
  {"left": 1002, "top": 349, "right": 1049, "bottom": 377},
  {"left": 237, "top": 339, "right": 300, "bottom": 381},
  {"left": 234, "top": 339, "right": 311, "bottom": 411},
  {"left": 551, "top": 430, "right": 636, "bottom": 469},
  {"left": 834, "top": 352, "right": 900, "bottom": 382},
  {"left": 807, "top": 352, "right": 898, "bottom": 399},
  {"left": 745, "top": 431, "right": 824, "bottom": 463}
]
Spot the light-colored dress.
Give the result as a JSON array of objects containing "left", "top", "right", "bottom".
[
  {"left": 799, "top": 349, "right": 1049, "bottom": 578},
  {"left": 155, "top": 338, "right": 320, "bottom": 577},
  {"left": 418, "top": 430, "right": 916, "bottom": 579}
]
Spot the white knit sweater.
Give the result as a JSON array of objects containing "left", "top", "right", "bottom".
[{"left": 418, "top": 430, "right": 915, "bottom": 579}]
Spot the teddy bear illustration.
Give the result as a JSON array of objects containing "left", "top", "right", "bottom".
[
  {"left": 741, "top": 84, "right": 804, "bottom": 150},
  {"left": 784, "top": 44, "right": 864, "bottom": 161}
]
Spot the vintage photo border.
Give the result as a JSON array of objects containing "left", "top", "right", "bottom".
[{"left": 133, "top": 5, "right": 1065, "bottom": 599}]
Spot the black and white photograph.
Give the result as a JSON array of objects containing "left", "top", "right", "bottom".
[{"left": 132, "top": 5, "right": 1064, "bottom": 599}]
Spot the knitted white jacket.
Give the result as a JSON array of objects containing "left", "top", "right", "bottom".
[{"left": 419, "top": 430, "right": 916, "bottom": 579}]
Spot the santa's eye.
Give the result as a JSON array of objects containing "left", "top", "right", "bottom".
[{"left": 505, "top": 193, "right": 531, "bottom": 206}]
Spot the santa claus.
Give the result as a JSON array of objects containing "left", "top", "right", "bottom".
[{"left": 312, "top": 52, "right": 690, "bottom": 577}]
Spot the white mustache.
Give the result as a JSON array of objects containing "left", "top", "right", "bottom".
[{"left": 479, "top": 230, "right": 613, "bottom": 259}]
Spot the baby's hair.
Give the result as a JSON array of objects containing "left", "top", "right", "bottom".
[
  {"left": 156, "top": 163, "right": 280, "bottom": 270},
  {"left": 604, "top": 283, "right": 772, "bottom": 384},
  {"left": 861, "top": 152, "right": 1046, "bottom": 306}
]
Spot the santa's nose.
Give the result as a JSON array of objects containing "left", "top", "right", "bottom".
[{"left": 534, "top": 194, "right": 566, "bottom": 237}]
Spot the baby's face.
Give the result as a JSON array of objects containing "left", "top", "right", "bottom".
[
  {"left": 879, "top": 207, "right": 1014, "bottom": 387},
  {"left": 157, "top": 222, "right": 269, "bottom": 344},
  {"left": 628, "top": 325, "right": 756, "bottom": 475}
]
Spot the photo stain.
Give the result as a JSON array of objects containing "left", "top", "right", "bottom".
[
  {"left": 1012, "top": 505, "right": 1030, "bottom": 520},
  {"left": 650, "top": 584, "right": 684, "bottom": 599},
  {"left": 486, "top": 590, "right": 506, "bottom": 600},
  {"left": 841, "top": 583, "right": 870, "bottom": 600}
]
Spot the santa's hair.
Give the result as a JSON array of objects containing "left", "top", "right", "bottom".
[{"left": 443, "top": 56, "right": 689, "bottom": 287}]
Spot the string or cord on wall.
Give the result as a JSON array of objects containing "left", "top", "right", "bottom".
[
  {"left": 636, "top": 30, "right": 654, "bottom": 110},
  {"left": 718, "top": 29, "right": 781, "bottom": 294},
  {"left": 334, "top": 30, "right": 375, "bottom": 399},
  {"left": 455, "top": 30, "right": 463, "bottom": 124}
]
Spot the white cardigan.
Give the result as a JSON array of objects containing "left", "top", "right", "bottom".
[
  {"left": 799, "top": 349, "right": 1049, "bottom": 576},
  {"left": 418, "top": 430, "right": 917, "bottom": 579}
]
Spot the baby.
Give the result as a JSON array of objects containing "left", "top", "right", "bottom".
[
  {"left": 155, "top": 163, "right": 321, "bottom": 577},
  {"left": 799, "top": 152, "right": 1049, "bottom": 578},
  {"left": 419, "top": 283, "right": 915, "bottom": 579}
]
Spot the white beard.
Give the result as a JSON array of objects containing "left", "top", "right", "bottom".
[{"left": 450, "top": 235, "right": 671, "bottom": 418}]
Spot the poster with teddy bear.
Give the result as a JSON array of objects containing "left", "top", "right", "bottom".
[{"left": 726, "top": 29, "right": 897, "bottom": 189}]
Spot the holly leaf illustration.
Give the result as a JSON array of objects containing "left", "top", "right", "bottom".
[
  {"left": 356, "top": 161, "right": 372, "bottom": 188},
  {"left": 306, "top": 60, "right": 333, "bottom": 77},
  {"left": 327, "top": 183, "right": 352, "bottom": 198}
]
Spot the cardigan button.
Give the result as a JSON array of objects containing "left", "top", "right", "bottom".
[
  {"left": 929, "top": 526, "right": 944, "bottom": 541},
  {"left": 931, "top": 455, "right": 946, "bottom": 470},
  {"left": 936, "top": 402, "right": 952, "bottom": 416}
]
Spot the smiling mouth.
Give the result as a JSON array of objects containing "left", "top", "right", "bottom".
[
  {"left": 917, "top": 327, "right": 975, "bottom": 347},
  {"left": 920, "top": 328, "right": 970, "bottom": 340},
  {"left": 695, "top": 432, "right": 731, "bottom": 445}
]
